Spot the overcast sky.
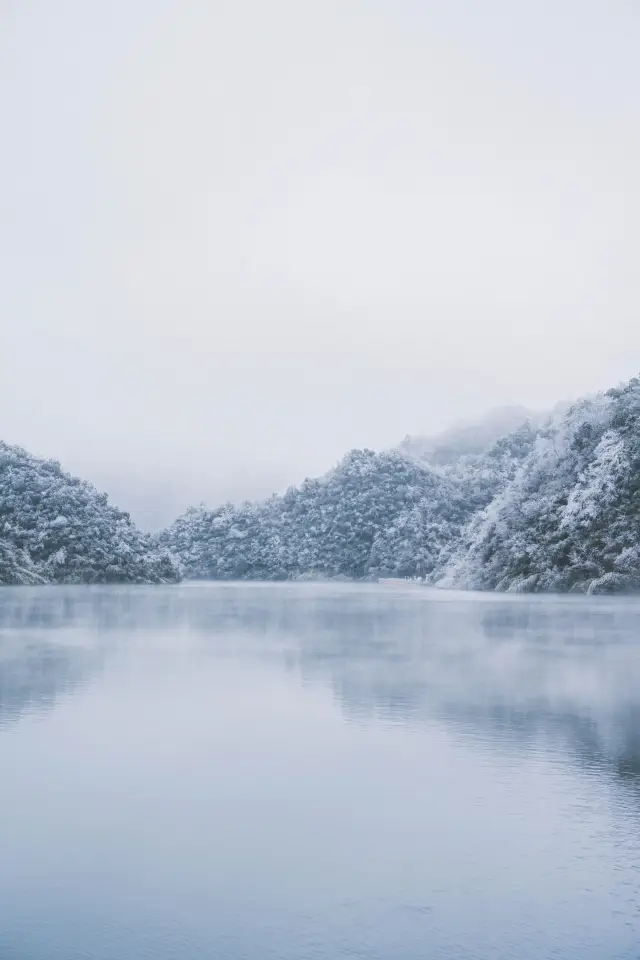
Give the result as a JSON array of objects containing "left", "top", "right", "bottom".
[{"left": 1, "top": 1, "right": 639, "bottom": 527}]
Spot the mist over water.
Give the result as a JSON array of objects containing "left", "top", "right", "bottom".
[
  {"left": 1, "top": 583, "right": 640, "bottom": 959},
  {"left": 4, "top": 5, "right": 640, "bottom": 954}
]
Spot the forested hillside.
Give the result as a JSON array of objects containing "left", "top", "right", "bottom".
[
  {"left": 162, "top": 377, "right": 640, "bottom": 594},
  {"left": 0, "top": 442, "right": 180, "bottom": 584},
  {"left": 5, "top": 375, "right": 640, "bottom": 593},
  {"left": 159, "top": 419, "right": 541, "bottom": 582},
  {"left": 438, "top": 378, "right": 640, "bottom": 594},
  {"left": 159, "top": 450, "right": 469, "bottom": 581}
]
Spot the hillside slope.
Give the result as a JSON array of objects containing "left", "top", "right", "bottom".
[
  {"left": 0, "top": 442, "right": 180, "bottom": 585},
  {"left": 437, "top": 378, "right": 640, "bottom": 594},
  {"left": 160, "top": 450, "right": 467, "bottom": 581},
  {"left": 162, "top": 375, "right": 640, "bottom": 594}
]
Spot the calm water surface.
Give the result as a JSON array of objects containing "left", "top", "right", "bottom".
[{"left": 1, "top": 582, "right": 640, "bottom": 959}]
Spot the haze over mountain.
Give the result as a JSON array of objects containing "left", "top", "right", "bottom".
[
  {"left": 398, "top": 406, "right": 545, "bottom": 466},
  {"left": 3, "top": 374, "right": 640, "bottom": 593},
  {"left": 3, "top": 1, "right": 640, "bottom": 525},
  {"left": 97, "top": 408, "right": 551, "bottom": 530},
  {"left": 159, "top": 376, "right": 640, "bottom": 593}
]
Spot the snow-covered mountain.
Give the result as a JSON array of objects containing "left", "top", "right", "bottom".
[
  {"left": 161, "top": 377, "right": 640, "bottom": 593},
  {"left": 0, "top": 442, "right": 180, "bottom": 584},
  {"left": 158, "top": 449, "right": 467, "bottom": 581},
  {"left": 5, "top": 375, "right": 640, "bottom": 593},
  {"left": 437, "top": 378, "right": 640, "bottom": 594},
  {"left": 158, "top": 410, "right": 544, "bottom": 583}
]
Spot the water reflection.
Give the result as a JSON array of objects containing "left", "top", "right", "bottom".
[
  {"left": 0, "top": 637, "right": 98, "bottom": 729},
  {"left": 1, "top": 583, "right": 640, "bottom": 789}
]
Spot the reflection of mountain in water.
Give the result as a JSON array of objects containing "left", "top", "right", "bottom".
[
  {"left": 2, "top": 583, "right": 640, "bottom": 788},
  {"left": 176, "top": 584, "right": 640, "bottom": 790},
  {"left": 0, "top": 589, "right": 111, "bottom": 728},
  {"left": 292, "top": 592, "right": 640, "bottom": 789},
  {"left": 0, "top": 638, "right": 99, "bottom": 729}
]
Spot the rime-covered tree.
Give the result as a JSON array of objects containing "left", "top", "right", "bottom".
[{"left": 0, "top": 442, "right": 181, "bottom": 585}]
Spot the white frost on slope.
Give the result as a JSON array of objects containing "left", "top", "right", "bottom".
[{"left": 561, "top": 429, "right": 626, "bottom": 527}]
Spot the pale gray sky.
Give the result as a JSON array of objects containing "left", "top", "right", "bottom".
[{"left": 1, "top": 1, "right": 639, "bottom": 527}]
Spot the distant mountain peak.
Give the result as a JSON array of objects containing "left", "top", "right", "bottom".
[{"left": 397, "top": 405, "right": 546, "bottom": 467}]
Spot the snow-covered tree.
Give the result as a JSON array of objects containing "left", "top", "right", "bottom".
[
  {"left": 436, "top": 379, "right": 640, "bottom": 594},
  {"left": 0, "top": 442, "right": 181, "bottom": 585},
  {"left": 158, "top": 373, "right": 640, "bottom": 594},
  {"left": 160, "top": 450, "right": 463, "bottom": 581}
]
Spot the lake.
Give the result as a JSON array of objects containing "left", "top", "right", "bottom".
[{"left": 1, "top": 582, "right": 640, "bottom": 959}]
